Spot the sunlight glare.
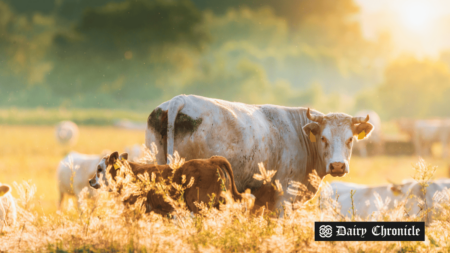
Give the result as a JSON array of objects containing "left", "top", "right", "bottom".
[{"left": 399, "top": 1, "right": 435, "bottom": 32}]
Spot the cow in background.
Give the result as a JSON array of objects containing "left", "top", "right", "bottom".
[
  {"left": 397, "top": 119, "right": 450, "bottom": 158},
  {"left": 55, "top": 121, "right": 79, "bottom": 147},
  {"left": 146, "top": 94, "right": 374, "bottom": 215},
  {"left": 327, "top": 179, "right": 450, "bottom": 222},
  {"left": 353, "top": 110, "right": 383, "bottom": 157}
]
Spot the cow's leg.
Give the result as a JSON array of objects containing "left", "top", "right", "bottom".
[{"left": 58, "top": 192, "right": 64, "bottom": 210}]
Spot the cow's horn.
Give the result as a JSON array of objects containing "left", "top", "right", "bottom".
[
  {"left": 306, "top": 108, "right": 323, "bottom": 123},
  {"left": 352, "top": 115, "right": 369, "bottom": 124}
]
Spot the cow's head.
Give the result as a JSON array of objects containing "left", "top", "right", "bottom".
[
  {"left": 89, "top": 151, "right": 128, "bottom": 189},
  {"left": 302, "top": 108, "right": 374, "bottom": 177}
]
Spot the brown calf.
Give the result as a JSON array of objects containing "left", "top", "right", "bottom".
[{"left": 89, "top": 152, "right": 244, "bottom": 215}]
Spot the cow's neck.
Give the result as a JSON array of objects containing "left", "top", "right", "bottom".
[{"left": 288, "top": 108, "right": 326, "bottom": 200}]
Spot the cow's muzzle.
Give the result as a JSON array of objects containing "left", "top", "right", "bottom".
[
  {"left": 329, "top": 162, "right": 346, "bottom": 177},
  {"left": 89, "top": 178, "right": 100, "bottom": 189}
]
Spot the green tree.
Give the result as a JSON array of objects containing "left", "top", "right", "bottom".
[{"left": 47, "top": 0, "right": 209, "bottom": 99}]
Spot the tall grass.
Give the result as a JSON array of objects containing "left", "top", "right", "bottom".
[{"left": 1, "top": 145, "right": 450, "bottom": 252}]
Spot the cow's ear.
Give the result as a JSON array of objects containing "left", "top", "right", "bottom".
[
  {"left": 354, "top": 122, "right": 374, "bottom": 140},
  {"left": 0, "top": 185, "right": 11, "bottom": 197},
  {"left": 302, "top": 123, "right": 321, "bottom": 138},
  {"left": 119, "top": 152, "right": 128, "bottom": 161},
  {"left": 108, "top": 151, "right": 119, "bottom": 164}
]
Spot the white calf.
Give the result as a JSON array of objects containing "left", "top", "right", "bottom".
[
  {"left": 57, "top": 152, "right": 103, "bottom": 208},
  {"left": 57, "top": 149, "right": 143, "bottom": 208}
]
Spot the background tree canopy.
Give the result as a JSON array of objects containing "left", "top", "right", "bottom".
[{"left": 1, "top": 0, "right": 449, "bottom": 120}]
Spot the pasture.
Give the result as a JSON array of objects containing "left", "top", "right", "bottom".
[{"left": 1, "top": 125, "right": 450, "bottom": 251}]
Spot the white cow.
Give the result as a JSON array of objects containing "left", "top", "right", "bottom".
[
  {"left": 353, "top": 110, "right": 382, "bottom": 157},
  {"left": 55, "top": 121, "right": 79, "bottom": 146},
  {"left": 57, "top": 149, "right": 143, "bottom": 209},
  {"left": 328, "top": 180, "right": 450, "bottom": 221},
  {"left": 57, "top": 152, "right": 103, "bottom": 209},
  {"left": 0, "top": 184, "right": 16, "bottom": 227},
  {"left": 145, "top": 95, "right": 374, "bottom": 214},
  {"left": 397, "top": 119, "right": 450, "bottom": 158}
]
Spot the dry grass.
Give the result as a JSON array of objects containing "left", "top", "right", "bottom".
[{"left": 1, "top": 125, "right": 450, "bottom": 252}]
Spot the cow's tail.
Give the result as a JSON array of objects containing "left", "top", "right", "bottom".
[
  {"left": 215, "top": 157, "right": 243, "bottom": 201},
  {"left": 166, "top": 95, "right": 186, "bottom": 164}
]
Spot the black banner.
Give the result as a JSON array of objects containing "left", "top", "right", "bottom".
[{"left": 315, "top": 222, "right": 425, "bottom": 241}]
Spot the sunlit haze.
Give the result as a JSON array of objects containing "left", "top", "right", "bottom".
[
  {"left": 356, "top": 0, "right": 450, "bottom": 56},
  {"left": 399, "top": 1, "right": 435, "bottom": 32}
]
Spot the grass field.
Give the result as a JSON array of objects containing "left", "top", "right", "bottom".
[
  {"left": 0, "top": 125, "right": 144, "bottom": 214},
  {"left": 1, "top": 125, "right": 450, "bottom": 251},
  {"left": 1, "top": 125, "right": 449, "bottom": 214}
]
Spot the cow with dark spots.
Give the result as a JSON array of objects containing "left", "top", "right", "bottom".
[{"left": 146, "top": 95, "right": 374, "bottom": 217}]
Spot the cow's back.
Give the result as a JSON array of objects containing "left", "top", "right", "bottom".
[{"left": 330, "top": 182, "right": 397, "bottom": 218}]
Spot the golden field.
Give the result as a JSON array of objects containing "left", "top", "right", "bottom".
[
  {"left": 0, "top": 125, "right": 144, "bottom": 214},
  {"left": 0, "top": 125, "right": 450, "bottom": 252},
  {"left": 1, "top": 125, "right": 448, "bottom": 214}
]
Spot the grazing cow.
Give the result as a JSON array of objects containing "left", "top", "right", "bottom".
[
  {"left": 0, "top": 184, "right": 16, "bottom": 227},
  {"left": 57, "top": 150, "right": 144, "bottom": 209},
  {"left": 397, "top": 119, "right": 450, "bottom": 158},
  {"left": 55, "top": 121, "right": 79, "bottom": 146},
  {"left": 328, "top": 180, "right": 450, "bottom": 221},
  {"left": 89, "top": 152, "right": 250, "bottom": 215},
  {"left": 57, "top": 152, "right": 104, "bottom": 209},
  {"left": 353, "top": 110, "right": 383, "bottom": 157},
  {"left": 145, "top": 95, "right": 374, "bottom": 214}
]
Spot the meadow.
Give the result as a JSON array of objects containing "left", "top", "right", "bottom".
[{"left": 1, "top": 125, "right": 450, "bottom": 252}]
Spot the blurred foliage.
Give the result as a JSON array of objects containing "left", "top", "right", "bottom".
[
  {"left": 0, "top": 107, "right": 146, "bottom": 125},
  {"left": 2, "top": 0, "right": 448, "bottom": 120},
  {"left": 356, "top": 56, "right": 450, "bottom": 119}
]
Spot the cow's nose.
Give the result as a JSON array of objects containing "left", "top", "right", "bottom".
[{"left": 330, "top": 162, "right": 345, "bottom": 174}]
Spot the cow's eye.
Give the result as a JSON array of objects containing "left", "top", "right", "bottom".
[
  {"left": 97, "top": 168, "right": 102, "bottom": 173},
  {"left": 321, "top": 137, "right": 328, "bottom": 146},
  {"left": 347, "top": 137, "right": 353, "bottom": 144}
]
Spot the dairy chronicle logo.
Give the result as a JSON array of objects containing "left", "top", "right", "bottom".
[{"left": 319, "top": 225, "right": 333, "bottom": 238}]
